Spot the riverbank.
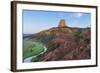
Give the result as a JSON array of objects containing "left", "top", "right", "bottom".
[{"left": 24, "top": 43, "right": 47, "bottom": 62}]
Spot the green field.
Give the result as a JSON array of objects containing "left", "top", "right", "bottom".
[{"left": 23, "top": 38, "right": 45, "bottom": 60}]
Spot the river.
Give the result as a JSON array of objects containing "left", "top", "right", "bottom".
[{"left": 24, "top": 46, "right": 47, "bottom": 62}]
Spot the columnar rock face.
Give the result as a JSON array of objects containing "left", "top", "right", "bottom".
[{"left": 58, "top": 19, "right": 67, "bottom": 27}]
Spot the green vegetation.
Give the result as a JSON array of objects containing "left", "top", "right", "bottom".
[
  {"left": 60, "top": 28, "right": 72, "bottom": 33},
  {"left": 23, "top": 41, "right": 45, "bottom": 59},
  {"left": 39, "top": 33, "right": 54, "bottom": 42},
  {"left": 23, "top": 38, "right": 34, "bottom": 51},
  {"left": 31, "top": 55, "right": 43, "bottom": 62},
  {"left": 35, "top": 32, "right": 56, "bottom": 45},
  {"left": 23, "top": 27, "right": 91, "bottom": 62},
  {"left": 84, "top": 38, "right": 90, "bottom": 44},
  {"left": 23, "top": 32, "right": 56, "bottom": 62},
  {"left": 47, "top": 41, "right": 59, "bottom": 51},
  {"left": 74, "top": 30, "right": 83, "bottom": 42}
]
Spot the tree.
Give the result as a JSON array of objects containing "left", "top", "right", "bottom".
[{"left": 74, "top": 30, "right": 83, "bottom": 42}]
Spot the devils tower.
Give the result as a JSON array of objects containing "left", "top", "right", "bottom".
[{"left": 58, "top": 19, "right": 67, "bottom": 27}]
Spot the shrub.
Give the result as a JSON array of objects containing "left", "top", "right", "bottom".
[
  {"left": 47, "top": 41, "right": 59, "bottom": 51},
  {"left": 84, "top": 38, "right": 90, "bottom": 44},
  {"left": 74, "top": 30, "right": 83, "bottom": 42}
]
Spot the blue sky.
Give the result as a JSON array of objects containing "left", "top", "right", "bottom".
[{"left": 23, "top": 10, "right": 91, "bottom": 34}]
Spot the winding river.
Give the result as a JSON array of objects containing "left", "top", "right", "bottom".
[{"left": 24, "top": 46, "right": 47, "bottom": 62}]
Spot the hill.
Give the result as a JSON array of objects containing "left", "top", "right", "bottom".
[{"left": 23, "top": 19, "right": 91, "bottom": 62}]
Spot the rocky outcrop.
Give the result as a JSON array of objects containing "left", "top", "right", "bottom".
[
  {"left": 30, "top": 19, "right": 91, "bottom": 62},
  {"left": 58, "top": 19, "right": 67, "bottom": 28},
  {"left": 41, "top": 31, "right": 91, "bottom": 61}
]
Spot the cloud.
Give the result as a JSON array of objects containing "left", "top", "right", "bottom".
[{"left": 72, "top": 13, "right": 84, "bottom": 18}]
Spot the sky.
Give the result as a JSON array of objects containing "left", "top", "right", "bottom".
[{"left": 23, "top": 10, "right": 91, "bottom": 34}]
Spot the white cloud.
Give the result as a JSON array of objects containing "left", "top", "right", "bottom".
[{"left": 72, "top": 13, "right": 84, "bottom": 18}]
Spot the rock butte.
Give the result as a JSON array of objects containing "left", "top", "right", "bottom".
[{"left": 58, "top": 19, "right": 67, "bottom": 28}]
